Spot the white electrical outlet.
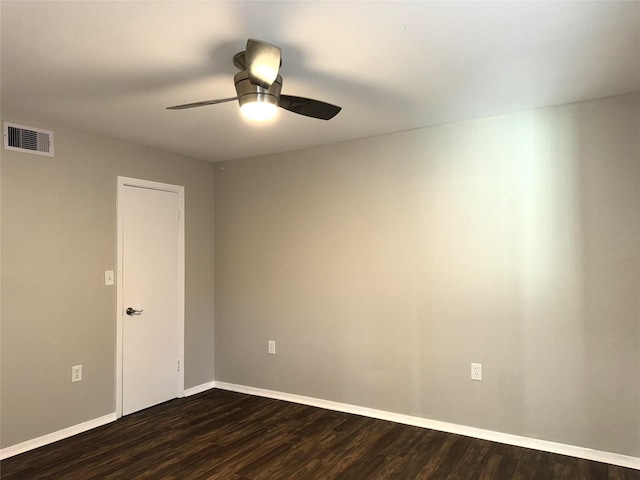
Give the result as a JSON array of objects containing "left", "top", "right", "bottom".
[
  {"left": 268, "top": 340, "right": 276, "bottom": 355},
  {"left": 72, "top": 365, "right": 83, "bottom": 383},
  {"left": 471, "top": 363, "right": 482, "bottom": 381}
]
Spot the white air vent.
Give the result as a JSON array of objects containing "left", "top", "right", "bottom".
[{"left": 3, "top": 122, "right": 54, "bottom": 157}]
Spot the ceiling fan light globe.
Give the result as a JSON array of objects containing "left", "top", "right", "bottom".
[{"left": 240, "top": 101, "right": 278, "bottom": 121}]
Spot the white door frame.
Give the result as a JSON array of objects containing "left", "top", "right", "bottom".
[{"left": 115, "top": 176, "right": 185, "bottom": 418}]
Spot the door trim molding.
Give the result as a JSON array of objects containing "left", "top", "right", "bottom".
[{"left": 116, "top": 176, "right": 185, "bottom": 418}]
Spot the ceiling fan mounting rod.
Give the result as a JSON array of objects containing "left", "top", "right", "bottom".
[{"left": 232, "top": 51, "right": 247, "bottom": 71}]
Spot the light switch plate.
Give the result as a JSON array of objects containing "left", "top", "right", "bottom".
[{"left": 104, "top": 270, "right": 114, "bottom": 286}]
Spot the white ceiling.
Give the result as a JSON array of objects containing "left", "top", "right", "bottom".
[{"left": 2, "top": 1, "right": 639, "bottom": 163}]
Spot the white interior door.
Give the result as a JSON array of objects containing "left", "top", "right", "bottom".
[{"left": 117, "top": 178, "right": 184, "bottom": 416}]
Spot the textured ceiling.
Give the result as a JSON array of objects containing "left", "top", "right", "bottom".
[{"left": 1, "top": 1, "right": 639, "bottom": 162}]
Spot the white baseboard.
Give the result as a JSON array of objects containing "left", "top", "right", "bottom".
[
  {"left": 3, "top": 385, "right": 637, "bottom": 471},
  {"left": 0, "top": 382, "right": 217, "bottom": 460},
  {"left": 213, "top": 381, "right": 640, "bottom": 470},
  {"left": 0, "top": 412, "right": 117, "bottom": 460},
  {"left": 184, "top": 381, "right": 216, "bottom": 397}
]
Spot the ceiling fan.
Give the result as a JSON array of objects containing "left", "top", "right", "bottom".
[{"left": 167, "top": 39, "right": 342, "bottom": 121}]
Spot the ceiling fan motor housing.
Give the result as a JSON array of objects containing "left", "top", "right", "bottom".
[{"left": 234, "top": 70, "right": 282, "bottom": 108}]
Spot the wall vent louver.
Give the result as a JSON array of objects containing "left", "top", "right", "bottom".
[{"left": 3, "top": 122, "right": 54, "bottom": 157}]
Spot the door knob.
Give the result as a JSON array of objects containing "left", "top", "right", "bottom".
[{"left": 126, "top": 307, "right": 143, "bottom": 316}]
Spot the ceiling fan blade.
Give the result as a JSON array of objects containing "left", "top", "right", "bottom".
[
  {"left": 279, "top": 95, "right": 342, "bottom": 120},
  {"left": 245, "top": 38, "right": 281, "bottom": 89},
  {"left": 166, "top": 97, "right": 237, "bottom": 110}
]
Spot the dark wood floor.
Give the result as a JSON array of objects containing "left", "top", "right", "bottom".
[{"left": 1, "top": 389, "right": 638, "bottom": 479}]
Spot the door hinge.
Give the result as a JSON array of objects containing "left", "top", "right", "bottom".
[
  {"left": 177, "top": 359, "right": 181, "bottom": 372},
  {"left": 177, "top": 210, "right": 181, "bottom": 221}
]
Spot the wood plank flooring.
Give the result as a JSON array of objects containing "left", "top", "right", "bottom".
[{"left": 1, "top": 389, "right": 638, "bottom": 479}]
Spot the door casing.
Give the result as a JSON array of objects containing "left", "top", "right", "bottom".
[{"left": 115, "top": 176, "right": 185, "bottom": 417}]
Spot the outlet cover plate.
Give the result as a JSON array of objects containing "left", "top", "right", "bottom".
[
  {"left": 471, "top": 363, "right": 482, "bottom": 381},
  {"left": 72, "top": 365, "right": 83, "bottom": 383}
]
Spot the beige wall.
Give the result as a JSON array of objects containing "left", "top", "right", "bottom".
[
  {"left": 1, "top": 115, "right": 215, "bottom": 448},
  {"left": 214, "top": 93, "right": 640, "bottom": 457}
]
